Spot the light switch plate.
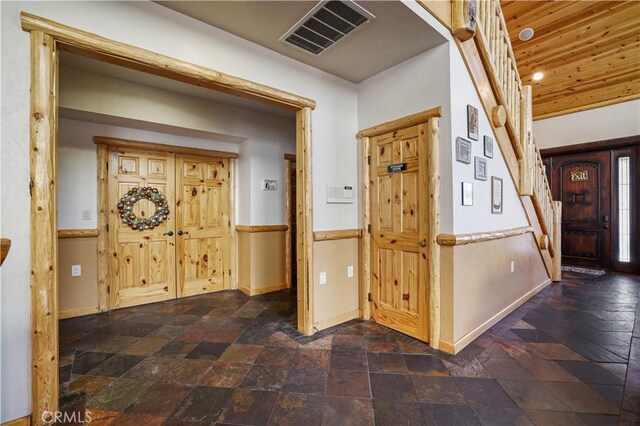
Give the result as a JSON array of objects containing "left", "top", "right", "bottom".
[
  {"left": 319, "top": 272, "right": 327, "bottom": 285},
  {"left": 347, "top": 265, "right": 354, "bottom": 278},
  {"left": 71, "top": 265, "right": 82, "bottom": 277},
  {"left": 82, "top": 209, "right": 92, "bottom": 220}
]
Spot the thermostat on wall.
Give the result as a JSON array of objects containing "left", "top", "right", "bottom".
[
  {"left": 326, "top": 184, "right": 354, "bottom": 204},
  {"left": 262, "top": 179, "right": 277, "bottom": 191}
]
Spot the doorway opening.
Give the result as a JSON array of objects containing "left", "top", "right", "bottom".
[{"left": 23, "top": 11, "right": 315, "bottom": 417}]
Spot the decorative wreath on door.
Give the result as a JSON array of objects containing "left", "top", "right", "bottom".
[{"left": 117, "top": 187, "right": 170, "bottom": 230}]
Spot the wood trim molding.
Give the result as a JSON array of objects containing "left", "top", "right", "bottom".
[
  {"left": 540, "top": 135, "right": 640, "bottom": 157},
  {"left": 416, "top": 0, "right": 452, "bottom": 30},
  {"left": 284, "top": 153, "right": 296, "bottom": 161},
  {"left": 29, "top": 30, "right": 59, "bottom": 421},
  {"left": 59, "top": 305, "right": 99, "bottom": 320},
  {"left": 1, "top": 415, "right": 31, "bottom": 426},
  {"left": 96, "top": 144, "right": 109, "bottom": 312},
  {"left": 229, "top": 159, "right": 238, "bottom": 290},
  {"left": 314, "top": 309, "right": 361, "bottom": 332},
  {"left": 236, "top": 225, "right": 288, "bottom": 233},
  {"left": 20, "top": 12, "right": 316, "bottom": 111},
  {"left": 357, "top": 107, "right": 442, "bottom": 138},
  {"left": 313, "top": 229, "right": 362, "bottom": 241},
  {"left": 427, "top": 118, "right": 441, "bottom": 349},
  {"left": 1, "top": 238, "right": 11, "bottom": 266},
  {"left": 436, "top": 226, "right": 534, "bottom": 246},
  {"left": 57, "top": 229, "right": 98, "bottom": 239},
  {"left": 94, "top": 136, "right": 239, "bottom": 159},
  {"left": 238, "top": 283, "right": 288, "bottom": 297},
  {"left": 534, "top": 94, "right": 640, "bottom": 121}
]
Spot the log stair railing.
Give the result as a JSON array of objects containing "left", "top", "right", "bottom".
[{"left": 452, "top": 0, "right": 562, "bottom": 280}]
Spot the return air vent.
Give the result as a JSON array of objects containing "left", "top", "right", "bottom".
[{"left": 281, "top": 1, "right": 375, "bottom": 55}]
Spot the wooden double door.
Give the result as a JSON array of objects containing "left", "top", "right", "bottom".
[
  {"left": 369, "top": 124, "right": 429, "bottom": 342},
  {"left": 108, "top": 148, "right": 230, "bottom": 309}
]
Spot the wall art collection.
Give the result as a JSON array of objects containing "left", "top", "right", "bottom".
[{"left": 458, "top": 105, "right": 503, "bottom": 213}]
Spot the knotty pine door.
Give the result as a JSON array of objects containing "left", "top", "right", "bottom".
[
  {"left": 108, "top": 149, "right": 230, "bottom": 309},
  {"left": 370, "top": 124, "right": 429, "bottom": 342},
  {"left": 108, "top": 148, "right": 177, "bottom": 309},
  {"left": 176, "top": 155, "right": 230, "bottom": 297}
]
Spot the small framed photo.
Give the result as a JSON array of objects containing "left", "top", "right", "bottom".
[
  {"left": 484, "top": 135, "right": 494, "bottom": 158},
  {"left": 467, "top": 105, "right": 479, "bottom": 141},
  {"left": 456, "top": 137, "right": 472, "bottom": 164},
  {"left": 474, "top": 157, "right": 488, "bottom": 181},
  {"left": 462, "top": 182, "right": 473, "bottom": 206},
  {"left": 491, "top": 176, "right": 503, "bottom": 214}
]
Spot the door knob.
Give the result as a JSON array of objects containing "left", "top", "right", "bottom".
[
  {"left": 418, "top": 240, "right": 427, "bottom": 248},
  {"left": 177, "top": 230, "right": 185, "bottom": 236},
  {"left": 164, "top": 231, "right": 174, "bottom": 237}
]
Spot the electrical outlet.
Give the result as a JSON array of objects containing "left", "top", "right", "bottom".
[
  {"left": 71, "top": 265, "right": 82, "bottom": 277},
  {"left": 82, "top": 209, "right": 92, "bottom": 220},
  {"left": 347, "top": 265, "right": 354, "bottom": 278},
  {"left": 510, "top": 261, "right": 515, "bottom": 273},
  {"left": 319, "top": 272, "right": 327, "bottom": 286}
]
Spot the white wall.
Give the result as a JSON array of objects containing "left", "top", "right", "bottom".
[
  {"left": 1, "top": 1, "right": 358, "bottom": 421},
  {"left": 533, "top": 99, "right": 640, "bottom": 149},
  {"left": 357, "top": 43, "right": 453, "bottom": 232},
  {"left": 448, "top": 42, "right": 529, "bottom": 234}
]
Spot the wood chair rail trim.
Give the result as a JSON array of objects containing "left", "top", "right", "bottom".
[
  {"left": 58, "top": 229, "right": 99, "bottom": 239},
  {"left": 94, "top": 136, "right": 239, "bottom": 159},
  {"left": 236, "top": 225, "right": 289, "bottom": 233},
  {"left": 436, "top": 226, "right": 534, "bottom": 246},
  {"left": 20, "top": 12, "right": 316, "bottom": 111},
  {"left": 357, "top": 107, "right": 442, "bottom": 138},
  {"left": 313, "top": 229, "right": 362, "bottom": 241}
]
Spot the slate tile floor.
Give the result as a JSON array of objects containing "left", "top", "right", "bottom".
[{"left": 58, "top": 271, "right": 640, "bottom": 425}]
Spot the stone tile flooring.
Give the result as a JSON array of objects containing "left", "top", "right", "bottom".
[{"left": 58, "top": 271, "right": 640, "bottom": 425}]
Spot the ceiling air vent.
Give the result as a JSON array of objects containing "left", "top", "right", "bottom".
[{"left": 281, "top": 1, "right": 375, "bottom": 55}]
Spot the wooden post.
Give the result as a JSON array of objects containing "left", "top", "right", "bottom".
[
  {"left": 552, "top": 201, "right": 562, "bottom": 282},
  {"left": 452, "top": 0, "right": 477, "bottom": 41},
  {"left": 360, "top": 136, "right": 371, "bottom": 320},
  {"left": 296, "top": 107, "right": 313, "bottom": 335},
  {"left": 519, "top": 85, "right": 534, "bottom": 196},
  {"left": 30, "top": 30, "right": 59, "bottom": 425},
  {"left": 96, "top": 144, "right": 109, "bottom": 311},
  {"left": 427, "top": 118, "right": 441, "bottom": 349}
]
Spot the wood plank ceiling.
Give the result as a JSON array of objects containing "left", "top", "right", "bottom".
[{"left": 502, "top": 1, "right": 640, "bottom": 120}]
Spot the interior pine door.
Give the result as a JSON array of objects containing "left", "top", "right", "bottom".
[
  {"left": 108, "top": 148, "right": 176, "bottom": 309},
  {"left": 370, "top": 124, "right": 429, "bottom": 342},
  {"left": 176, "top": 155, "right": 230, "bottom": 297}
]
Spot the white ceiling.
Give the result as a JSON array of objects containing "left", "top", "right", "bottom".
[{"left": 155, "top": 1, "right": 446, "bottom": 83}]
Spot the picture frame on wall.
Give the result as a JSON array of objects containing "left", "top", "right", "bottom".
[
  {"left": 456, "top": 137, "right": 472, "bottom": 164},
  {"left": 491, "top": 176, "right": 503, "bottom": 214},
  {"left": 484, "top": 135, "right": 494, "bottom": 158},
  {"left": 474, "top": 157, "right": 488, "bottom": 181},
  {"left": 462, "top": 182, "right": 473, "bottom": 206},
  {"left": 467, "top": 105, "right": 479, "bottom": 141}
]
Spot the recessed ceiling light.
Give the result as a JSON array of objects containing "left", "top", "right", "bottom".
[
  {"left": 532, "top": 72, "right": 544, "bottom": 81},
  {"left": 519, "top": 28, "right": 535, "bottom": 41}
]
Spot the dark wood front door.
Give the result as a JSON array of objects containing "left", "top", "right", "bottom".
[{"left": 552, "top": 151, "right": 611, "bottom": 269}]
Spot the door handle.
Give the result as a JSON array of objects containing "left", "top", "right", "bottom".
[
  {"left": 177, "top": 230, "right": 188, "bottom": 236},
  {"left": 418, "top": 240, "right": 427, "bottom": 248},
  {"left": 164, "top": 231, "right": 174, "bottom": 237},
  {"left": 602, "top": 215, "right": 609, "bottom": 222}
]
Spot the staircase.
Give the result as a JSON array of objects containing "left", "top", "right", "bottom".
[{"left": 452, "top": 0, "right": 562, "bottom": 280}]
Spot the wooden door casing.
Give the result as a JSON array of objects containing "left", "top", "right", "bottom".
[
  {"left": 552, "top": 151, "right": 612, "bottom": 269},
  {"left": 108, "top": 148, "right": 176, "bottom": 309},
  {"left": 176, "top": 155, "right": 230, "bottom": 297},
  {"left": 370, "top": 124, "right": 429, "bottom": 342}
]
